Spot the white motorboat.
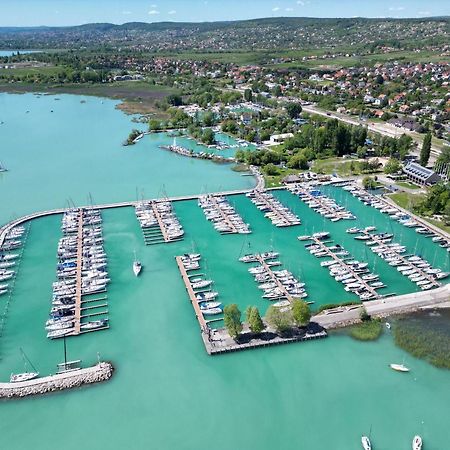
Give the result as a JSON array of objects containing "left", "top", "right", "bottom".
[
  {"left": 199, "top": 301, "right": 222, "bottom": 309},
  {"left": 201, "top": 307, "right": 223, "bottom": 315},
  {"left": 412, "top": 435, "right": 422, "bottom": 450},
  {"left": 390, "top": 363, "right": 410, "bottom": 372},
  {"left": 361, "top": 436, "right": 371, "bottom": 450},
  {"left": 133, "top": 260, "right": 142, "bottom": 277}
]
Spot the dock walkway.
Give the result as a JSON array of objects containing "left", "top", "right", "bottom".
[
  {"left": 308, "top": 237, "right": 380, "bottom": 299},
  {"left": 255, "top": 255, "right": 294, "bottom": 302},
  {"left": 175, "top": 256, "right": 207, "bottom": 330},
  {"left": 356, "top": 230, "right": 440, "bottom": 288},
  {"left": 73, "top": 210, "right": 83, "bottom": 335}
]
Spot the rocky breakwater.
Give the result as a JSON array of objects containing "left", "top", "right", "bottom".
[{"left": 0, "top": 362, "right": 114, "bottom": 399}]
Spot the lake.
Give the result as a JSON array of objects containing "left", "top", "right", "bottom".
[{"left": 0, "top": 93, "right": 449, "bottom": 450}]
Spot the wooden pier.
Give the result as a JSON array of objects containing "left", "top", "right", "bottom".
[
  {"left": 308, "top": 237, "right": 380, "bottom": 299},
  {"left": 288, "top": 184, "right": 353, "bottom": 221},
  {"left": 250, "top": 190, "right": 300, "bottom": 227},
  {"left": 255, "top": 255, "right": 294, "bottom": 302},
  {"left": 201, "top": 194, "right": 241, "bottom": 234},
  {"left": 357, "top": 231, "right": 441, "bottom": 288},
  {"left": 151, "top": 202, "right": 172, "bottom": 243},
  {"left": 72, "top": 210, "right": 84, "bottom": 335},
  {"left": 175, "top": 256, "right": 207, "bottom": 330}
]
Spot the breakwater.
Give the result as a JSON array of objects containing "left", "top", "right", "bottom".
[{"left": 0, "top": 362, "right": 114, "bottom": 399}]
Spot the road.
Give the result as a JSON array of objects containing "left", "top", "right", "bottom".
[{"left": 302, "top": 104, "right": 442, "bottom": 160}]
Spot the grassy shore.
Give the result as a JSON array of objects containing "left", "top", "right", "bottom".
[{"left": 349, "top": 320, "right": 383, "bottom": 341}]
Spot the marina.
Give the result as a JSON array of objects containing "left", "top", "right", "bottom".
[
  {"left": 1, "top": 93, "right": 449, "bottom": 449},
  {"left": 301, "top": 233, "right": 384, "bottom": 301},
  {"left": 351, "top": 228, "right": 444, "bottom": 290},
  {"left": 47, "top": 208, "right": 109, "bottom": 339},
  {"left": 240, "top": 252, "right": 308, "bottom": 302},
  {"left": 246, "top": 189, "right": 301, "bottom": 227},
  {"left": 135, "top": 199, "right": 184, "bottom": 244},
  {"left": 289, "top": 184, "right": 356, "bottom": 222},
  {"left": 198, "top": 194, "right": 250, "bottom": 234}
]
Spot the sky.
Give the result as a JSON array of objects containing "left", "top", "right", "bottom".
[{"left": 0, "top": 0, "right": 449, "bottom": 27}]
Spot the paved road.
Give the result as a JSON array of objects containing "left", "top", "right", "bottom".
[
  {"left": 314, "top": 284, "right": 450, "bottom": 329},
  {"left": 302, "top": 105, "right": 441, "bottom": 161}
]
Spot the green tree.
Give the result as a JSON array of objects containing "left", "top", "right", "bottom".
[
  {"left": 203, "top": 111, "right": 215, "bottom": 127},
  {"left": 246, "top": 306, "right": 265, "bottom": 334},
  {"left": 243, "top": 89, "right": 253, "bottom": 102},
  {"left": 167, "top": 94, "right": 183, "bottom": 107},
  {"left": 263, "top": 163, "right": 280, "bottom": 176},
  {"left": 291, "top": 299, "right": 311, "bottom": 327},
  {"left": 265, "top": 306, "right": 293, "bottom": 335},
  {"left": 384, "top": 158, "right": 402, "bottom": 175},
  {"left": 420, "top": 132, "right": 432, "bottom": 167},
  {"left": 201, "top": 128, "right": 215, "bottom": 145},
  {"left": 149, "top": 119, "right": 161, "bottom": 131},
  {"left": 224, "top": 304, "right": 242, "bottom": 340},
  {"left": 362, "top": 176, "right": 377, "bottom": 190},
  {"left": 286, "top": 102, "right": 303, "bottom": 119}
]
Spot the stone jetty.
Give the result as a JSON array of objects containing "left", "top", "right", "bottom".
[{"left": 0, "top": 362, "right": 114, "bottom": 399}]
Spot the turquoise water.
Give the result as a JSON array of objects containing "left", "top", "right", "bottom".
[
  {"left": 0, "top": 93, "right": 254, "bottom": 224},
  {"left": 0, "top": 50, "right": 42, "bottom": 57},
  {"left": 162, "top": 130, "right": 255, "bottom": 158},
  {"left": 0, "top": 94, "right": 449, "bottom": 450}
]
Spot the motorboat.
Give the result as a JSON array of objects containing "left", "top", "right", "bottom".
[
  {"left": 390, "top": 363, "right": 409, "bottom": 372},
  {"left": 412, "top": 435, "right": 422, "bottom": 450},
  {"left": 201, "top": 307, "right": 223, "bottom": 315}
]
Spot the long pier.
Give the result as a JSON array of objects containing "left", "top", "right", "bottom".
[
  {"left": 255, "top": 255, "right": 294, "bottom": 302},
  {"left": 73, "top": 210, "right": 84, "bottom": 335},
  {"left": 175, "top": 256, "right": 208, "bottom": 331},
  {"left": 249, "top": 190, "right": 300, "bottom": 227},
  {"left": 356, "top": 230, "right": 441, "bottom": 289},
  {"left": 151, "top": 202, "right": 172, "bottom": 243},
  {"left": 308, "top": 237, "right": 380, "bottom": 299}
]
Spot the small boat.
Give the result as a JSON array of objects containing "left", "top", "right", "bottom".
[
  {"left": 361, "top": 435, "right": 371, "bottom": 450},
  {"left": 385, "top": 322, "right": 391, "bottom": 330},
  {"left": 133, "top": 251, "right": 142, "bottom": 276},
  {"left": 273, "top": 300, "right": 290, "bottom": 308},
  {"left": 390, "top": 363, "right": 409, "bottom": 372},
  {"left": 201, "top": 307, "right": 223, "bottom": 315},
  {"left": 412, "top": 435, "right": 422, "bottom": 450},
  {"left": 10, "top": 348, "right": 39, "bottom": 383}
]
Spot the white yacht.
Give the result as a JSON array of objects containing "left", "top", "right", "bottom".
[{"left": 133, "top": 260, "right": 142, "bottom": 277}]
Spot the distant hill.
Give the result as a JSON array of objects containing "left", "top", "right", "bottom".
[{"left": 0, "top": 17, "right": 448, "bottom": 52}]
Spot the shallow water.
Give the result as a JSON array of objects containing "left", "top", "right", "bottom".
[
  {"left": 0, "top": 94, "right": 449, "bottom": 450},
  {"left": 0, "top": 93, "right": 254, "bottom": 224}
]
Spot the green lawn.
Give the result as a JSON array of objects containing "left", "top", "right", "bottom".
[
  {"left": 396, "top": 181, "right": 421, "bottom": 190},
  {"left": 388, "top": 192, "right": 425, "bottom": 209}
]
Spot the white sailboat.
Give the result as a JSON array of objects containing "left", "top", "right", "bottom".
[
  {"left": 10, "top": 348, "right": 39, "bottom": 383},
  {"left": 0, "top": 161, "right": 7, "bottom": 173},
  {"left": 133, "top": 251, "right": 142, "bottom": 277},
  {"left": 361, "top": 435, "right": 371, "bottom": 450}
]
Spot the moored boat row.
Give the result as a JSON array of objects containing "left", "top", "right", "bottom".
[
  {"left": 47, "top": 208, "right": 109, "bottom": 339},
  {"left": 289, "top": 184, "right": 356, "bottom": 222},
  {"left": 198, "top": 194, "right": 250, "bottom": 234},
  {"left": 246, "top": 190, "right": 300, "bottom": 227},
  {"left": 240, "top": 251, "right": 308, "bottom": 303}
]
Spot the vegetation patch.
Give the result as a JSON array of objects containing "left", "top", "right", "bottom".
[
  {"left": 349, "top": 320, "right": 383, "bottom": 341},
  {"left": 393, "top": 312, "right": 450, "bottom": 369}
]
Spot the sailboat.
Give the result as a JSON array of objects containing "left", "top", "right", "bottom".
[
  {"left": 0, "top": 161, "right": 7, "bottom": 173},
  {"left": 361, "top": 435, "right": 371, "bottom": 450},
  {"left": 133, "top": 251, "right": 142, "bottom": 277},
  {"left": 390, "top": 363, "right": 410, "bottom": 372},
  {"left": 10, "top": 348, "right": 39, "bottom": 383},
  {"left": 412, "top": 435, "right": 422, "bottom": 450}
]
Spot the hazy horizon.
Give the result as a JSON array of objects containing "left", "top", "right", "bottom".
[{"left": 0, "top": 0, "right": 449, "bottom": 27}]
